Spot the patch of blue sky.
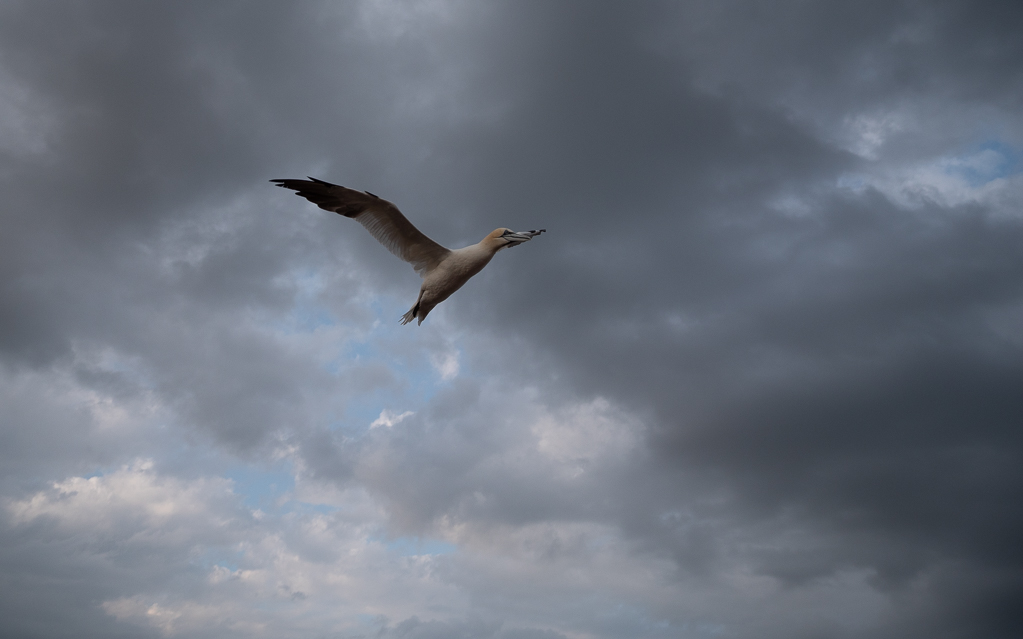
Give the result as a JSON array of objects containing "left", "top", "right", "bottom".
[
  {"left": 944, "top": 140, "right": 1020, "bottom": 187},
  {"left": 327, "top": 295, "right": 459, "bottom": 432},
  {"left": 322, "top": 295, "right": 405, "bottom": 372},
  {"left": 266, "top": 266, "right": 350, "bottom": 337},
  {"left": 337, "top": 387, "right": 408, "bottom": 431},
  {"left": 332, "top": 333, "right": 381, "bottom": 369},
  {"left": 225, "top": 461, "right": 347, "bottom": 514},
  {"left": 336, "top": 365, "right": 446, "bottom": 432},
  {"left": 289, "top": 302, "right": 336, "bottom": 334},
  {"left": 290, "top": 502, "right": 341, "bottom": 515},
  {"left": 225, "top": 461, "right": 295, "bottom": 511}
]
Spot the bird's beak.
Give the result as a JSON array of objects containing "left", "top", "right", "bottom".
[{"left": 502, "top": 229, "right": 546, "bottom": 245}]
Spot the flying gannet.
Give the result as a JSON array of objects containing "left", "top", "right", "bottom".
[{"left": 272, "top": 177, "right": 545, "bottom": 325}]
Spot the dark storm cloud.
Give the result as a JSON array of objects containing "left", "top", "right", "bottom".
[
  {"left": 442, "top": 3, "right": 1023, "bottom": 636},
  {"left": 1, "top": 0, "right": 1022, "bottom": 638},
  {"left": 297, "top": 2, "right": 1023, "bottom": 636},
  {"left": 0, "top": 0, "right": 474, "bottom": 365}
]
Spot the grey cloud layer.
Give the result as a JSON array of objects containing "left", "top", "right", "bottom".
[{"left": 1, "top": 1, "right": 1022, "bottom": 638}]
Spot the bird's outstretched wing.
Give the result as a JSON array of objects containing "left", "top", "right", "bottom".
[{"left": 271, "top": 177, "right": 450, "bottom": 276}]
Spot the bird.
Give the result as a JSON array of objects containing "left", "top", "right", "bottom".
[{"left": 271, "top": 177, "right": 545, "bottom": 325}]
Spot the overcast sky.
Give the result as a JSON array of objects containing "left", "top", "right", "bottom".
[{"left": 1, "top": 1, "right": 1022, "bottom": 638}]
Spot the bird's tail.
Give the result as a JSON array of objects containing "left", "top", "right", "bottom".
[{"left": 400, "top": 304, "right": 418, "bottom": 325}]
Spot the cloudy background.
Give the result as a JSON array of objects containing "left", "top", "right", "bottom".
[{"left": 1, "top": 1, "right": 1022, "bottom": 637}]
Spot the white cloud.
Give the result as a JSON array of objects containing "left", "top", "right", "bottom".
[
  {"left": 430, "top": 348, "right": 461, "bottom": 381},
  {"left": 840, "top": 110, "right": 907, "bottom": 159},
  {"left": 7, "top": 461, "right": 471, "bottom": 637},
  {"left": 371, "top": 408, "right": 415, "bottom": 429},
  {"left": 839, "top": 143, "right": 1023, "bottom": 216},
  {"left": 102, "top": 597, "right": 268, "bottom": 637},
  {"left": 96, "top": 514, "right": 471, "bottom": 637},
  {"left": 7, "top": 459, "right": 239, "bottom": 543},
  {"left": 531, "top": 397, "right": 642, "bottom": 472}
]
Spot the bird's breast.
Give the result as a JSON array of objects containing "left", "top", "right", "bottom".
[{"left": 424, "top": 247, "right": 494, "bottom": 294}]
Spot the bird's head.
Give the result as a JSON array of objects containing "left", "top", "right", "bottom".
[{"left": 485, "top": 228, "right": 546, "bottom": 251}]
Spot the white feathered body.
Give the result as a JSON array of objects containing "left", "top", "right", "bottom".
[{"left": 417, "top": 242, "right": 500, "bottom": 320}]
